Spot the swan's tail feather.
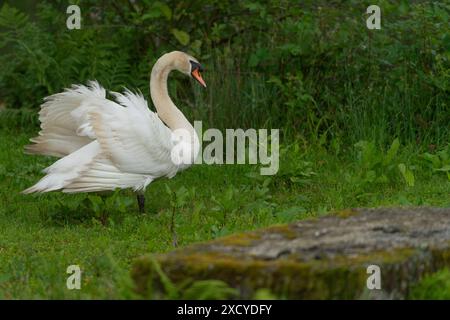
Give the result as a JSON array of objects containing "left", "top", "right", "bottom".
[
  {"left": 22, "top": 141, "right": 153, "bottom": 194},
  {"left": 22, "top": 141, "right": 100, "bottom": 194},
  {"left": 22, "top": 173, "right": 68, "bottom": 194},
  {"left": 62, "top": 161, "right": 152, "bottom": 193}
]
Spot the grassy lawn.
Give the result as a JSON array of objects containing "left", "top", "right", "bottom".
[{"left": 0, "top": 127, "right": 449, "bottom": 299}]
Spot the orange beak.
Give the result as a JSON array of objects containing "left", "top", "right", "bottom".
[{"left": 191, "top": 69, "right": 207, "bottom": 88}]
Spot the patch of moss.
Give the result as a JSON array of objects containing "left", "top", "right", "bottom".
[
  {"left": 215, "top": 232, "right": 262, "bottom": 247},
  {"left": 333, "top": 208, "right": 359, "bottom": 219},
  {"left": 263, "top": 224, "right": 299, "bottom": 240}
]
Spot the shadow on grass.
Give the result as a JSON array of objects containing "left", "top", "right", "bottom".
[{"left": 38, "top": 192, "right": 136, "bottom": 227}]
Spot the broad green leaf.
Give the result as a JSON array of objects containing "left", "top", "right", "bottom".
[
  {"left": 164, "top": 184, "right": 172, "bottom": 196},
  {"left": 422, "top": 152, "right": 441, "bottom": 168},
  {"left": 171, "top": 29, "right": 190, "bottom": 46},
  {"left": 141, "top": 12, "right": 161, "bottom": 20},
  {"left": 398, "top": 163, "right": 415, "bottom": 187},
  {"left": 155, "top": 2, "right": 172, "bottom": 20},
  {"left": 88, "top": 195, "right": 103, "bottom": 213},
  {"left": 435, "top": 165, "right": 450, "bottom": 172},
  {"left": 141, "top": 2, "right": 172, "bottom": 20},
  {"left": 384, "top": 138, "right": 400, "bottom": 165}
]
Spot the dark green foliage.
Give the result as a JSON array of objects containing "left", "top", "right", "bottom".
[{"left": 0, "top": 0, "right": 448, "bottom": 146}]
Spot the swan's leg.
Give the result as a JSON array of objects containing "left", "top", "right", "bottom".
[{"left": 137, "top": 193, "right": 146, "bottom": 213}]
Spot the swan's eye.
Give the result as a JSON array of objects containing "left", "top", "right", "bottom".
[{"left": 189, "top": 60, "right": 204, "bottom": 73}]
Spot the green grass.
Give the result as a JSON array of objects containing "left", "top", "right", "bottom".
[
  {"left": 0, "top": 127, "right": 449, "bottom": 298},
  {"left": 410, "top": 269, "right": 450, "bottom": 300}
]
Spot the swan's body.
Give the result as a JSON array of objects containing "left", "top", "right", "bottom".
[{"left": 23, "top": 51, "right": 206, "bottom": 211}]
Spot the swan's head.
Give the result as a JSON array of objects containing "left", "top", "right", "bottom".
[{"left": 170, "top": 51, "right": 206, "bottom": 88}]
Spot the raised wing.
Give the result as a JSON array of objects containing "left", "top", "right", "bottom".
[
  {"left": 25, "top": 81, "right": 106, "bottom": 157},
  {"left": 88, "top": 89, "right": 179, "bottom": 179}
]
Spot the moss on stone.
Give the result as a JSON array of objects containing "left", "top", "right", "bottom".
[
  {"left": 215, "top": 231, "right": 261, "bottom": 247},
  {"left": 132, "top": 246, "right": 450, "bottom": 299},
  {"left": 333, "top": 208, "right": 359, "bottom": 218},
  {"left": 131, "top": 208, "right": 450, "bottom": 299},
  {"left": 263, "top": 224, "right": 299, "bottom": 239}
]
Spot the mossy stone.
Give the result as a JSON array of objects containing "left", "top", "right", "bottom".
[{"left": 132, "top": 207, "right": 450, "bottom": 299}]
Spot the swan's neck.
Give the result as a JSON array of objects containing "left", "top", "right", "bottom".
[
  {"left": 150, "top": 52, "right": 200, "bottom": 165},
  {"left": 150, "top": 55, "right": 193, "bottom": 133}
]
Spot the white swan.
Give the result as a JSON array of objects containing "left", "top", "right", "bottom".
[{"left": 23, "top": 51, "right": 206, "bottom": 212}]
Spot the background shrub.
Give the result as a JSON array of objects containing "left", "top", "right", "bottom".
[{"left": 0, "top": 0, "right": 448, "bottom": 148}]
